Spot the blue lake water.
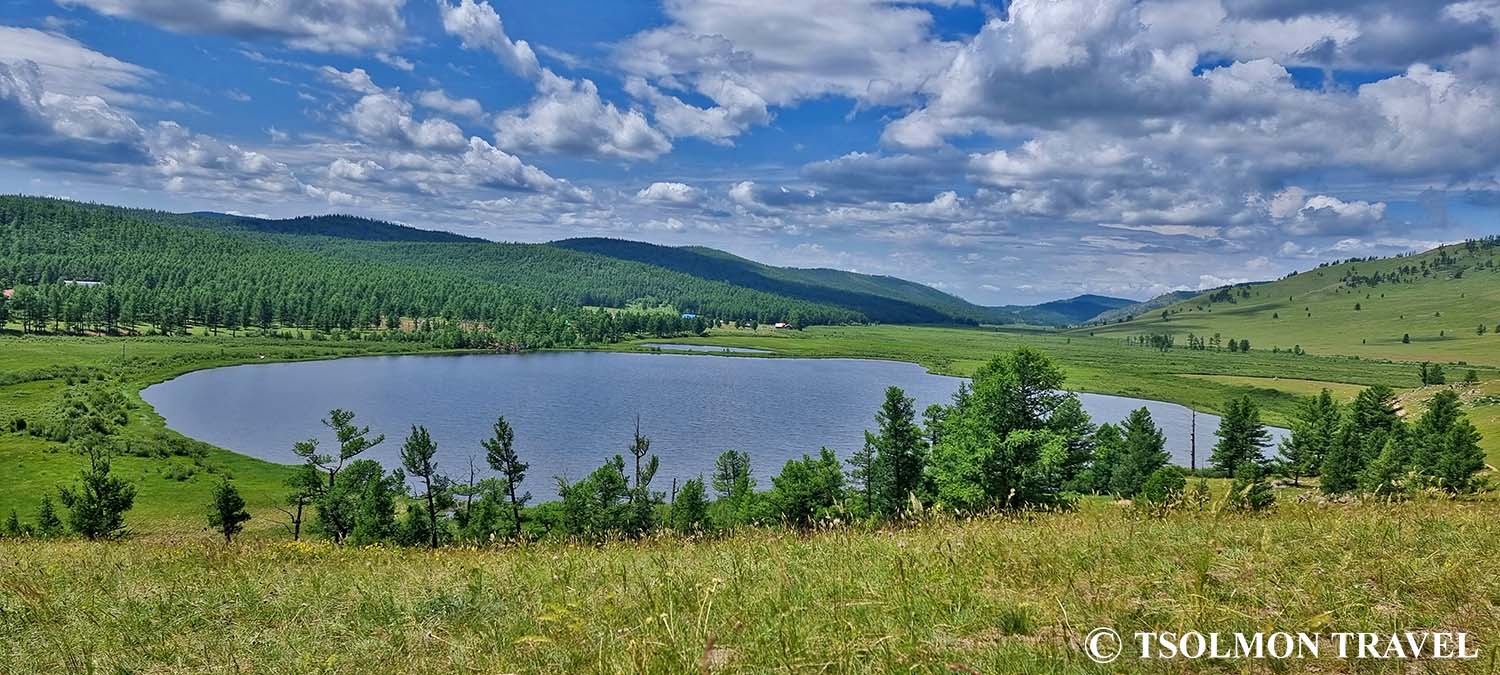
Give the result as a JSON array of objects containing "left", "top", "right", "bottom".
[{"left": 142, "top": 351, "right": 1285, "bottom": 494}]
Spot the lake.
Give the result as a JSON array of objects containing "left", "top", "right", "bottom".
[{"left": 142, "top": 351, "right": 1286, "bottom": 494}]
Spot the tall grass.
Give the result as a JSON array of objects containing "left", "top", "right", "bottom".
[{"left": 4, "top": 498, "right": 1498, "bottom": 673}]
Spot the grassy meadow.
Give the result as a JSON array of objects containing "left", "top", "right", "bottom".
[{"left": 4, "top": 497, "right": 1500, "bottom": 673}]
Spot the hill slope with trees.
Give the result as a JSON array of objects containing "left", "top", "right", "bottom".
[{"left": 1079, "top": 240, "right": 1500, "bottom": 365}]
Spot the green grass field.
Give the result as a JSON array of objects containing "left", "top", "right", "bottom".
[
  {"left": 1085, "top": 243, "right": 1500, "bottom": 366},
  {"left": 4, "top": 498, "right": 1498, "bottom": 673}
]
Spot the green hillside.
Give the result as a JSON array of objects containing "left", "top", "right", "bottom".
[
  {"left": 1080, "top": 240, "right": 1500, "bottom": 365},
  {"left": 556, "top": 237, "right": 1010, "bottom": 324}
]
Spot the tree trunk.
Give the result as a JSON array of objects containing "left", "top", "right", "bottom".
[{"left": 424, "top": 476, "right": 438, "bottom": 549}]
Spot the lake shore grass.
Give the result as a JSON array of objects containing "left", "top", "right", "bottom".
[{"left": 3, "top": 497, "right": 1498, "bottom": 673}]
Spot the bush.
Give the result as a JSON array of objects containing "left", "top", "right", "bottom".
[
  {"left": 1228, "top": 464, "right": 1275, "bottom": 512},
  {"left": 1138, "top": 466, "right": 1186, "bottom": 506}
]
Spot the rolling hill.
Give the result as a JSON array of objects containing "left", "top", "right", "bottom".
[
  {"left": 1078, "top": 240, "right": 1500, "bottom": 365},
  {"left": 1014, "top": 294, "right": 1136, "bottom": 325},
  {"left": 1088, "top": 290, "right": 1200, "bottom": 324}
]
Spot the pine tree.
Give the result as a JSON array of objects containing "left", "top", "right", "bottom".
[
  {"left": 846, "top": 435, "right": 878, "bottom": 517},
  {"left": 1228, "top": 462, "right": 1275, "bottom": 511},
  {"left": 1277, "top": 389, "right": 1340, "bottom": 485},
  {"left": 669, "top": 477, "right": 710, "bottom": 532},
  {"left": 1209, "top": 396, "right": 1271, "bottom": 477},
  {"left": 1080, "top": 423, "right": 1124, "bottom": 494},
  {"left": 712, "top": 449, "right": 755, "bottom": 525},
  {"left": 35, "top": 494, "right": 63, "bottom": 537},
  {"left": 1109, "top": 408, "right": 1168, "bottom": 497},
  {"left": 870, "top": 386, "right": 926, "bottom": 516},
  {"left": 1433, "top": 419, "right": 1486, "bottom": 494},
  {"left": 58, "top": 446, "right": 136, "bottom": 540},
  {"left": 1412, "top": 390, "right": 1462, "bottom": 473},
  {"left": 1320, "top": 421, "right": 1363, "bottom": 494},
  {"left": 1360, "top": 428, "right": 1413, "bottom": 496},
  {"left": 922, "top": 403, "right": 947, "bottom": 448},
  {"left": 298, "top": 409, "right": 385, "bottom": 490},
  {"left": 399, "top": 425, "right": 443, "bottom": 548},
  {"left": 207, "top": 479, "right": 252, "bottom": 543},
  {"left": 482, "top": 415, "right": 529, "bottom": 537}
]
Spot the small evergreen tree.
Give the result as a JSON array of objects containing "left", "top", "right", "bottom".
[
  {"left": 1320, "top": 422, "right": 1363, "bottom": 495},
  {"left": 1076, "top": 423, "right": 1123, "bottom": 494},
  {"left": 207, "top": 479, "right": 251, "bottom": 543},
  {"left": 1228, "top": 462, "right": 1275, "bottom": 512},
  {"left": 3, "top": 509, "right": 22, "bottom": 537},
  {"left": 922, "top": 403, "right": 947, "bottom": 448},
  {"left": 869, "top": 386, "right": 926, "bottom": 516},
  {"left": 1109, "top": 408, "right": 1168, "bottom": 497},
  {"left": 1209, "top": 396, "right": 1270, "bottom": 477},
  {"left": 36, "top": 494, "right": 63, "bottom": 537},
  {"left": 1433, "top": 419, "right": 1486, "bottom": 494},
  {"left": 1276, "top": 389, "right": 1340, "bottom": 485},
  {"left": 712, "top": 449, "right": 756, "bottom": 525},
  {"left": 58, "top": 446, "right": 136, "bottom": 540},
  {"left": 399, "top": 425, "right": 444, "bottom": 548},
  {"left": 845, "top": 435, "right": 878, "bottom": 517},
  {"left": 669, "top": 477, "right": 710, "bottom": 532},
  {"left": 482, "top": 416, "right": 529, "bottom": 537}
]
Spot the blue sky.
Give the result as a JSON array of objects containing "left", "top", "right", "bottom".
[{"left": 2, "top": 0, "right": 1499, "bottom": 304}]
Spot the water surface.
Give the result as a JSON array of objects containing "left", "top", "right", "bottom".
[{"left": 143, "top": 351, "right": 1285, "bottom": 494}]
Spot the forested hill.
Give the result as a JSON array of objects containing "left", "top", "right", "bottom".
[
  {"left": 553, "top": 237, "right": 1014, "bottom": 325},
  {"left": 0, "top": 196, "right": 862, "bottom": 336},
  {"left": 1078, "top": 239, "right": 1500, "bottom": 364},
  {"left": 1007, "top": 294, "right": 1136, "bottom": 325},
  {"left": 0, "top": 196, "right": 1138, "bottom": 328},
  {"left": 186, "top": 212, "right": 485, "bottom": 243}
]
